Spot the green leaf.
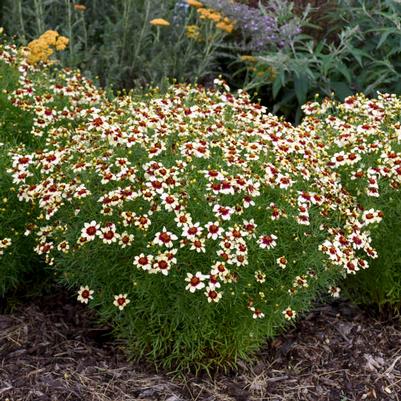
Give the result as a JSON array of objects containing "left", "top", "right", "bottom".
[
  {"left": 330, "top": 81, "right": 353, "bottom": 100},
  {"left": 336, "top": 61, "right": 352, "bottom": 84},
  {"left": 294, "top": 74, "right": 309, "bottom": 105}
]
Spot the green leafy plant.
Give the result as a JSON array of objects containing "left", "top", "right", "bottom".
[
  {"left": 300, "top": 93, "right": 401, "bottom": 311},
  {"left": 241, "top": 0, "right": 401, "bottom": 122}
]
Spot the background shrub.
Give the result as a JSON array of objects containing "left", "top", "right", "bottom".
[{"left": 239, "top": 0, "right": 401, "bottom": 122}]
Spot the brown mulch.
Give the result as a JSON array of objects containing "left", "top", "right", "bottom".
[{"left": 0, "top": 291, "right": 400, "bottom": 401}]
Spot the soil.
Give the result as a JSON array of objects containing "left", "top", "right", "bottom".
[{"left": 0, "top": 290, "right": 400, "bottom": 401}]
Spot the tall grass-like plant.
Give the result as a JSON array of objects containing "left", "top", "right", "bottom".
[{"left": 2, "top": 0, "right": 231, "bottom": 89}]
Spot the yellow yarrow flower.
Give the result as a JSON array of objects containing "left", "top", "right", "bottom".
[
  {"left": 216, "top": 21, "right": 234, "bottom": 33},
  {"left": 240, "top": 55, "right": 257, "bottom": 63},
  {"left": 197, "top": 8, "right": 222, "bottom": 22},
  {"left": 150, "top": 18, "right": 170, "bottom": 26},
  {"left": 55, "top": 36, "right": 69, "bottom": 51},
  {"left": 73, "top": 4, "right": 86, "bottom": 11},
  {"left": 27, "top": 30, "right": 69, "bottom": 64},
  {"left": 186, "top": 0, "right": 203, "bottom": 7},
  {"left": 186, "top": 25, "right": 201, "bottom": 41}
]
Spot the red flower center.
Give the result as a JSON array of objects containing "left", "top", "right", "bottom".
[
  {"left": 103, "top": 231, "right": 114, "bottom": 240},
  {"left": 86, "top": 226, "right": 97, "bottom": 236},
  {"left": 190, "top": 277, "right": 200, "bottom": 286},
  {"left": 159, "top": 232, "right": 171, "bottom": 243},
  {"left": 209, "top": 225, "right": 219, "bottom": 234}
]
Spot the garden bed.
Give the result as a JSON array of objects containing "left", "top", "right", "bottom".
[{"left": 1, "top": 291, "right": 399, "bottom": 401}]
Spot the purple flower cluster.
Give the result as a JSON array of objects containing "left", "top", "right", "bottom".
[{"left": 201, "top": 0, "right": 302, "bottom": 50}]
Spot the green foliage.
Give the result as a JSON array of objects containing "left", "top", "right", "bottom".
[
  {"left": 300, "top": 93, "right": 401, "bottom": 311},
  {"left": 343, "top": 191, "right": 401, "bottom": 310},
  {"left": 242, "top": 0, "right": 401, "bottom": 122}
]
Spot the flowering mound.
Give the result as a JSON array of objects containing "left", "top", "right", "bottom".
[
  {"left": 301, "top": 97, "right": 401, "bottom": 309},
  {"left": 1, "top": 41, "right": 399, "bottom": 372}
]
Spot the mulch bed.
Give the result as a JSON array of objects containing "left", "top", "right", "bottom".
[{"left": 0, "top": 290, "right": 400, "bottom": 401}]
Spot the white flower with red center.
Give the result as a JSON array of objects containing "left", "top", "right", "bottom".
[
  {"left": 208, "top": 274, "right": 221, "bottom": 289},
  {"left": 133, "top": 253, "right": 154, "bottom": 271},
  {"left": 77, "top": 286, "right": 94, "bottom": 304},
  {"left": 220, "top": 180, "right": 234, "bottom": 195},
  {"left": 203, "top": 169, "right": 224, "bottom": 181},
  {"left": 101, "top": 206, "right": 113, "bottom": 216},
  {"left": 100, "top": 170, "right": 115, "bottom": 185},
  {"left": 35, "top": 241, "right": 54, "bottom": 255},
  {"left": 57, "top": 240, "right": 70, "bottom": 253},
  {"left": 182, "top": 223, "right": 203, "bottom": 240},
  {"left": 243, "top": 219, "right": 257, "bottom": 237},
  {"left": 276, "top": 174, "right": 293, "bottom": 190},
  {"left": 231, "top": 253, "right": 248, "bottom": 267},
  {"left": 365, "top": 246, "right": 378, "bottom": 259},
  {"left": 344, "top": 259, "right": 359, "bottom": 274},
  {"left": 12, "top": 154, "right": 33, "bottom": 169},
  {"left": 243, "top": 195, "right": 255, "bottom": 209},
  {"left": 147, "top": 177, "right": 167, "bottom": 194},
  {"left": 81, "top": 220, "right": 100, "bottom": 241},
  {"left": 250, "top": 307, "right": 265, "bottom": 319},
  {"left": 100, "top": 224, "right": 119, "bottom": 244},
  {"left": 214, "top": 204, "right": 235, "bottom": 221},
  {"left": 190, "top": 238, "right": 206, "bottom": 253},
  {"left": 12, "top": 170, "right": 32, "bottom": 184},
  {"left": 283, "top": 307, "right": 296, "bottom": 320},
  {"left": 258, "top": 234, "right": 278, "bottom": 249},
  {"left": 135, "top": 215, "right": 151, "bottom": 230},
  {"left": 206, "top": 221, "right": 224, "bottom": 240},
  {"left": 293, "top": 275, "right": 308, "bottom": 288},
  {"left": 235, "top": 240, "right": 248, "bottom": 256},
  {"left": 328, "top": 286, "right": 341, "bottom": 298},
  {"left": 348, "top": 233, "right": 366, "bottom": 250},
  {"left": 0, "top": 238, "right": 12, "bottom": 249},
  {"left": 164, "top": 248, "right": 178, "bottom": 265},
  {"left": 113, "top": 294, "right": 130, "bottom": 310},
  {"left": 204, "top": 287, "right": 223, "bottom": 303},
  {"left": 74, "top": 185, "right": 90, "bottom": 199},
  {"left": 320, "top": 240, "right": 343, "bottom": 262},
  {"left": 330, "top": 151, "right": 347, "bottom": 167},
  {"left": 362, "top": 208, "right": 383, "bottom": 224},
  {"left": 207, "top": 181, "right": 222, "bottom": 195},
  {"left": 121, "top": 211, "right": 136, "bottom": 227},
  {"left": 119, "top": 232, "right": 134, "bottom": 248},
  {"left": 174, "top": 212, "right": 192, "bottom": 228},
  {"left": 153, "top": 254, "right": 171, "bottom": 276},
  {"left": 226, "top": 226, "right": 246, "bottom": 241},
  {"left": 161, "top": 193, "right": 179, "bottom": 212},
  {"left": 153, "top": 227, "right": 178, "bottom": 248},
  {"left": 185, "top": 272, "right": 209, "bottom": 293},
  {"left": 210, "top": 262, "right": 229, "bottom": 279},
  {"left": 276, "top": 256, "right": 288, "bottom": 269},
  {"left": 357, "top": 258, "right": 368, "bottom": 270},
  {"left": 255, "top": 271, "right": 266, "bottom": 283}
]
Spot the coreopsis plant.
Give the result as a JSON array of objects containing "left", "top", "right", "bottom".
[
  {"left": 301, "top": 95, "right": 401, "bottom": 310},
  {"left": 0, "top": 41, "right": 388, "bottom": 373}
]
